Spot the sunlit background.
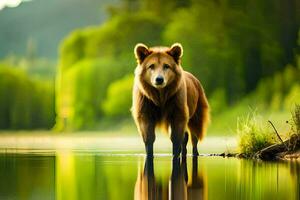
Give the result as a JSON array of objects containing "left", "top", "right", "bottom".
[
  {"left": 0, "top": 0, "right": 299, "bottom": 135},
  {"left": 0, "top": 1, "right": 299, "bottom": 199}
]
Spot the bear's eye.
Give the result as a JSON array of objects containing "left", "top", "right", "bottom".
[
  {"left": 148, "top": 64, "right": 155, "bottom": 70},
  {"left": 163, "top": 64, "right": 170, "bottom": 70}
]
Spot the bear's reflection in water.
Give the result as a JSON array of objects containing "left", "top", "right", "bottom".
[{"left": 134, "top": 157, "right": 207, "bottom": 200}]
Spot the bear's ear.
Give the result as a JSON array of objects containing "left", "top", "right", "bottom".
[
  {"left": 167, "top": 43, "right": 183, "bottom": 64},
  {"left": 134, "top": 43, "right": 151, "bottom": 64}
]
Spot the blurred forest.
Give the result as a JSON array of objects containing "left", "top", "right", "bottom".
[
  {"left": 0, "top": 0, "right": 113, "bottom": 58},
  {"left": 0, "top": 0, "right": 299, "bottom": 133}
]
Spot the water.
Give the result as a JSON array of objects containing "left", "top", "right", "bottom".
[{"left": 0, "top": 134, "right": 299, "bottom": 200}]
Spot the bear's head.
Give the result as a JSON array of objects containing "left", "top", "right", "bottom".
[{"left": 134, "top": 43, "right": 183, "bottom": 89}]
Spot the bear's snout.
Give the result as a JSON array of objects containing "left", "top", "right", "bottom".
[{"left": 155, "top": 76, "right": 164, "bottom": 85}]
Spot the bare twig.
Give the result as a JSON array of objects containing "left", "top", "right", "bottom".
[{"left": 268, "top": 120, "right": 288, "bottom": 150}]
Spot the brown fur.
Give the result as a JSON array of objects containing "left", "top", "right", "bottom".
[
  {"left": 131, "top": 43, "right": 209, "bottom": 157},
  {"left": 134, "top": 157, "right": 207, "bottom": 199}
]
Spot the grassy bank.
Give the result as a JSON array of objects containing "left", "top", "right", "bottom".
[{"left": 237, "top": 105, "right": 300, "bottom": 157}]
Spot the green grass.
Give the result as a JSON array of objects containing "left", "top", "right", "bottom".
[
  {"left": 237, "top": 112, "right": 276, "bottom": 157},
  {"left": 235, "top": 105, "right": 300, "bottom": 157}
]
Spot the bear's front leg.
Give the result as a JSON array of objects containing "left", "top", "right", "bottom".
[
  {"left": 138, "top": 117, "right": 155, "bottom": 158},
  {"left": 170, "top": 122, "right": 186, "bottom": 158}
]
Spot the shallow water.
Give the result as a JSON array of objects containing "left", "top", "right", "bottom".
[{"left": 0, "top": 135, "right": 299, "bottom": 200}]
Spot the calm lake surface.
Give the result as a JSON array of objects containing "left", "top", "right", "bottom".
[{"left": 0, "top": 133, "right": 299, "bottom": 200}]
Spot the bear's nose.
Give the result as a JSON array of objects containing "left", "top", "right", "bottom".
[{"left": 155, "top": 76, "right": 164, "bottom": 85}]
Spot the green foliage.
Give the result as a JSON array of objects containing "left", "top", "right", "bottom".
[
  {"left": 2, "top": 55, "right": 56, "bottom": 79},
  {"left": 209, "top": 88, "right": 227, "bottom": 115},
  {"left": 55, "top": 0, "right": 299, "bottom": 131},
  {"left": 284, "top": 85, "right": 300, "bottom": 111},
  {"left": 59, "top": 13, "right": 164, "bottom": 71},
  {"left": 57, "top": 12, "right": 165, "bottom": 130},
  {"left": 237, "top": 112, "right": 275, "bottom": 156},
  {"left": 102, "top": 75, "right": 134, "bottom": 118},
  {"left": 270, "top": 92, "right": 282, "bottom": 111},
  {"left": 254, "top": 65, "right": 300, "bottom": 110},
  {"left": 59, "top": 30, "right": 86, "bottom": 71},
  {"left": 162, "top": 0, "right": 296, "bottom": 102},
  {"left": 163, "top": 2, "right": 244, "bottom": 100},
  {"left": 210, "top": 63, "right": 300, "bottom": 135},
  {"left": 56, "top": 58, "right": 129, "bottom": 130},
  {"left": 0, "top": 65, "right": 55, "bottom": 129},
  {"left": 291, "top": 105, "right": 300, "bottom": 135},
  {"left": 0, "top": 0, "right": 298, "bottom": 132}
]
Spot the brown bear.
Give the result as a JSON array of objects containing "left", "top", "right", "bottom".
[{"left": 131, "top": 43, "right": 209, "bottom": 157}]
